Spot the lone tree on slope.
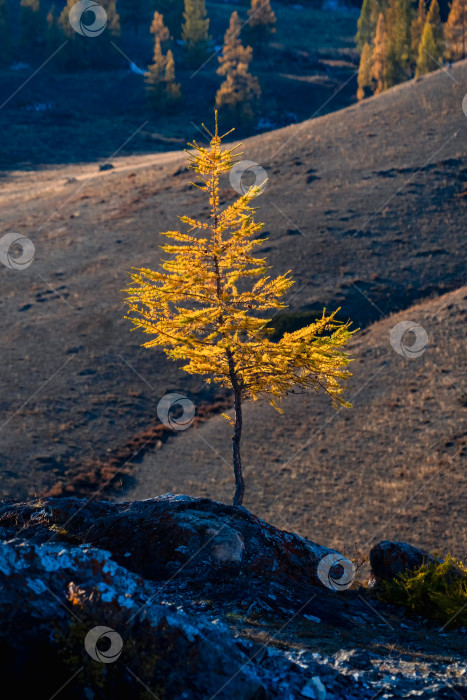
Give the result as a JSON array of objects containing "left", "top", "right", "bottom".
[{"left": 124, "top": 114, "right": 354, "bottom": 506}]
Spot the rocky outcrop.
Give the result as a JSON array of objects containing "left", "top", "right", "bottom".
[
  {"left": 1, "top": 496, "right": 466, "bottom": 699},
  {"left": 369, "top": 540, "right": 436, "bottom": 584},
  {"left": 0, "top": 494, "right": 351, "bottom": 590},
  {"left": 0, "top": 538, "right": 265, "bottom": 700}
]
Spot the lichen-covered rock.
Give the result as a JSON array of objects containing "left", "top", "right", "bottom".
[
  {"left": 369, "top": 540, "right": 436, "bottom": 584},
  {"left": 0, "top": 494, "right": 348, "bottom": 590},
  {"left": 0, "top": 538, "right": 266, "bottom": 700}
]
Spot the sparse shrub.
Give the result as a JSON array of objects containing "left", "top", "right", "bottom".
[{"left": 378, "top": 554, "right": 467, "bottom": 627}]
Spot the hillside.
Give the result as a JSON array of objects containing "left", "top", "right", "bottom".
[
  {"left": 0, "top": 61, "right": 466, "bottom": 560},
  {"left": 130, "top": 286, "right": 467, "bottom": 558}
]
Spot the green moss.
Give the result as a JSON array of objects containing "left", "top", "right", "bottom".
[{"left": 378, "top": 555, "right": 467, "bottom": 628}]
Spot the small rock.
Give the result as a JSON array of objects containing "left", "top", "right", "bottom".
[
  {"left": 369, "top": 541, "right": 436, "bottom": 584},
  {"left": 99, "top": 162, "right": 114, "bottom": 171},
  {"left": 300, "top": 676, "right": 326, "bottom": 699}
]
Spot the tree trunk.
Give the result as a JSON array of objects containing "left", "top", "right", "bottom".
[{"left": 232, "top": 384, "right": 244, "bottom": 506}]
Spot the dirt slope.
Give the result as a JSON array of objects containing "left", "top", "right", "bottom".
[
  {"left": 128, "top": 286, "right": 467, "bottom": 558},
  {"left": 0, "top": 61, "right": 466, "bottom": 535}
]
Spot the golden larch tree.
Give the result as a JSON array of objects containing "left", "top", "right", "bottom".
[
  {"left": 150, "top": 11, "right": 170, "bottom": 44},
  {"left": 371, "top": 12, "right": 388, "bottom": 93},
  {"left": 182, "top": 0, "right": 210, "bottom": 64},
  {"left": 357, "top": 41, "right": 374, "bottom": 99},
  {"left": 216, "top": 11, "right": 261, "bottom": 124},
  {"left": 416, "top": 16, "right": 440, "bottom": 73},
  {"left": 411, "top": 0, "right": 427, "bottom": 64},
  {"left": 248, "top": 0, "right": 276, "bottom": 50},
  {"left": 445, "top": 0, "right": 467, "bottom": 61},
  {"left": 384, "top": 0, "right": 414, "bottom": 88},
  {"left": 164, "top": 49, "right": 182, "bottom": 105},
  {"left": 145, "top": 38, "right": 181, "bottom": 109},
  {"left": 124, "top": 115, "right": 354, "bottom": 506},
  {"left": 416, "top": 0, "right": 444, "bottom": 74},
  {"left": 426, "top": 0, "right": 445, "bottom": 56},
  {"left": 356, "top": 0, "right": 386, "bottom": 50}
]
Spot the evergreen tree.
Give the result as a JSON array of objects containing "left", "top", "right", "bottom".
[
  {"left": 371, "top": 12, "right": 388, "bottom": 93},
  {"left": 20, "top": 0, "right": 45, "bottom": 51},
  {"left": 385, "top": 0, "right": 414, "bottom": 87},
  {"left": 445, "top": 0, "right": 467, "bottom": 60},
  {"left": 182, "top": 0, "right": 210, "bottom": 64},
  {"left": 0, "top": 0, "right": 12, "bottom": 66},
  {"left": 164, "top": 49, "right": 182, "bottom": 105},
  {"left": 102, "top": 0, "right": 121, "bottom": 36},
  {"left": 411, "top": 0, "right": 427, "bottom": 63},
  {"left": 426, "top": 0, "right": 445, "bottom": 55},
  {"left": 118, "top": 0, "right": 146, "bottom": 35},
  {"left": 150, "top": 11, "right": 170, "bottom": 44},
  {"left": 151, "top": 0, "right": 184, "bottom": 38},
  {"left": 356, "top": 0, "right": 386, "bottom": 50},
  {"left": 247, "top": 0, "right": 276, "bottom": 50},
  {"left": 145, "top": 38, "right": 181, "bottom": 109},
  {"left": 58, "top": 0, "right": 120, "bottom": 70},
  {"left": 357, "top": 41, "right": 374, "bottom": 99},
  {"left": 216, "top": 11, "right": 261, "bottom": 123},
  {"left": 45, "top": 4, "right": 63, "bottom": 54},
  {"left": 124, "top": 114, "right": 354, "bottom": 506},
  {"left": 145, "top": 37, "right": 166, "bottom": 100},
  {"left": 416, "top": 18, "right": 440, "bottom": 72}
]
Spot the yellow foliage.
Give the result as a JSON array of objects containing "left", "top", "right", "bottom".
[
  {"left": 125, "top": 114, "right": 355, "bottom": 411},
  {"left": 379, "top": 554, "right": 467, "bottom": 627}
]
